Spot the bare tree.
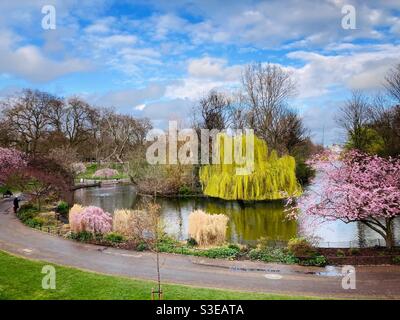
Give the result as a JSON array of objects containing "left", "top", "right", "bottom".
[
  {"left": 385, "top": 64, "right": 400, "bottom": 103},
  {"left": 240, "top": 63, "right": 306, "bottom": 154},
  {"left": 3, "top": 89, "right": 58, "bottom": 153},
  {"left": 194, "top": 90, "right": 232, "bottom": 131},
  {"left": 63, "top": 97, "right": 97, "bottom": 147},
  {"left": 336, "top": 90, "right": 371, "bottom": 150}
]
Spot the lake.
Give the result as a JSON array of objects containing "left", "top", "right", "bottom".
[{"left": 74, "top": 184, "right": 399, "bottom": 247}]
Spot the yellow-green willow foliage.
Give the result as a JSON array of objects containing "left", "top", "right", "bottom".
[{"left": 199, "top": 133, "right": 301, "bottom": 201}]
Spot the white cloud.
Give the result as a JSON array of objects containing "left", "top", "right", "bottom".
[
  {"left": 135, "top": 103, "right": 146, "bottom": 111},
  {"left": 88, "top": 83, "right": 166, "bottom": 112},
  {"left": 187, "top": 57, "right": 241, "bottom": 81},
  {"left": 287, "top": 44, "right": 400, "bottom": 98},
  {"left": 0, "top": 30, "right": 90, "bottom": 82}
]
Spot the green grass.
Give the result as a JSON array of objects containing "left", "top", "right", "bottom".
[{"left": 0, "top": 251, "right": 316, "bottom": 300}]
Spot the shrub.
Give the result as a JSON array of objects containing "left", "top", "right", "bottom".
[
  {"left": 69, "top": 204, "right": 85, "bottom": 233},
  {"left": 70, "top": 231, "right": 93, "bottom": 242},
  {"left": 25, "top": 216, "right": 46, "bottom": 228},
  {"left": 348, "top": 248, "right": 360, "bottom": 256},
  {"left": 188, "top": 210, "right": 228, "bottom": 246},
  {"left": 105, "top": 232, "right": 124, "bottom": 243},
  {"left": 336, "top": 249, "right": 346, "bottom": 257},
  {"left": 299, "top": 255, "right": 327, "bottom": 267},
  {"left": 392, "top": 256, "right": 400, "bottom": 265},
  {"left": 93, "top": 168, "right": 119, "bottom": 179},
  {"left": 228, "top": 243, "right": 240, "bottom": 251},
  {"left": 249, "top": 248, "right": 298, "bottom": 264},
  {"left": 17, "top": 203, "right": 39, "bottom": 222},
  {"left": 187, "top": 237, "right": 198, "bottom": 247},
  {"left": 136, "top": 242, "right": 147, "bottom": 251},
  {"left": 201, "top": 246, "right": 239, "bottom": 259},
  {"left": 113, "top": 209, "right": 149, "bottom": 238},
  {"left": 75, "top": 206, "right": 113, "bottom": 235},
  {"left": 56, "top": 201, "right": 69, "bottom": 215},
  {"left": 287, "top": 237, "right": 316, "bottom": 258},
  {"left": 178, "top": 185, "right": 191, "bottom": 196}
]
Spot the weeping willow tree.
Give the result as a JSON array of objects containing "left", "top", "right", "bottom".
[{"left": 199, "top": 133, "right": 301, "bottom": 201}]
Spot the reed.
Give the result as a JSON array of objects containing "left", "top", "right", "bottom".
[{"left": 188, "top": 210, "right": 228, "bottom": 246}]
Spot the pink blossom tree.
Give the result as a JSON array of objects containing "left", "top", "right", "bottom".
[
  {"left": 93, "top": 168, "right": 119, "bottom": 179},
  {"left": 287, "top": 150, "right": 400, "bottom": 248},
  {"left": 72, "top": 206, "right": 113, "bottom": 234},
  {"left": 0, "top": 147, "right": 26, "bottom": 184}
]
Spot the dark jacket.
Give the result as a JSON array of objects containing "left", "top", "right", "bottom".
[{"left": 13, "top": 198, "right": 20, "bottom": 208}]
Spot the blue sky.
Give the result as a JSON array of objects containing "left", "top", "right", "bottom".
[{"left": 0, "top": 0, "right": 400, "bottom": 145}]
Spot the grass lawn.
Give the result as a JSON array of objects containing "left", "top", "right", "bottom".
[{"left": 0, "top": 251, "right": 316, "bottom": 300}]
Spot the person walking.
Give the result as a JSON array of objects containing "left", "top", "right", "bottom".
[{"left": 13, "top": 197, "right": 20, "bottom": 214}]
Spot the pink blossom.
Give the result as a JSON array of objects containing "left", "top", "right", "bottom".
[
  {"left": 286, "top": 149, "right": 400, "bottom": 247},
  {"left": 93, "top": 168, "right": 119, "bottom": 178},
  {"left": 0, "top": 147, "right": 26, "bottom": 184},
  {"left": 73, "top": 206, "right": 113, "bottom": 234}
]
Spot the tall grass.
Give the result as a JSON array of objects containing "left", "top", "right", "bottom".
[
  {"left": 69, "top": 204, "right": 85, "bottom": 233},
  {"left": 113, "top": 209, "right": 148, "bottom": 238},
  {"left": 188, "top": 210, "right": 229, "bottom": 247}
]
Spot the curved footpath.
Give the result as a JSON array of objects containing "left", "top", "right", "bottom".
[{"left": 1, "top": 198, "right": 400, "bottom": 299}]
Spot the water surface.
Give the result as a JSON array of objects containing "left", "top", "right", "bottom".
[{"left": 74, "top": 184, "right": 398, "bottom": 247}]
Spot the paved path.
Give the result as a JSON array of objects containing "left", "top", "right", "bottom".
[{"left": 1, "top": 198, "right": 400, "bottom": 299}]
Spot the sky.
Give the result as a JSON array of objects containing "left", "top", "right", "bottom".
[{"left": 0, "top": 0, "right": 399, "bottom": 145}]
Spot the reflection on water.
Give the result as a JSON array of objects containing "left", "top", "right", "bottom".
[
  {"left": 74, "top": 184, "right": 398, "bottom": 246},
  {"left": 157, "top": 198, "right": 297, "bottom": 244}
]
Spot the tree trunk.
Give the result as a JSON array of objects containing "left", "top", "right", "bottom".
[{"left": 385, "top": 218, "right": 395, "bottom": 249}]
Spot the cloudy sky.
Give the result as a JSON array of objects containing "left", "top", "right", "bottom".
[{"left": 0, "top": 0, "right": 399, "bottom": 145}]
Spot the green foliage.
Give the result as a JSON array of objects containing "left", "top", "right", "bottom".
[
  {"left": 348, "top": 248, "right": 360, "bottom": 256},
  {"left": 187, "top": 237, "right": 198, "bottom": 247},
  {"left": 200, "top": 247, "right": 239, "bottom": 259},
  {"left": 136, "top": 242, "right": 147, "bottom": 251},
  {"left": 105, "top": 232, "right": 124, "bottom": 243},
  {"left": 249, "top": 247, "right": 298, "bottom": 264},
  {"left": 69, "top": 231, "right": 93, "bottom": 242},
  {"left": 336, "top": 249, "right": 346, "bottom": 257},
  {"left": 298, "top": 255, "right": 327, "bottom": 267},
  {"left": 25, "top": 217, "right": 46, "bottom": 228},
  {"left": 178, "top": 185, "right": 192, "bottom": 196},
  {"left": 287, "top": 237, "right": 316, "bottom": 258},
  {"left": 346, "top": 127, "right": 385, "bottom": 155},
  {"left": 56, "top": 201, "right": 69, "bottom": 215},
  {"left": 392, "top": 256, "right": 400, "bottom": 265},
  {"left": 200, "top": 133, "right": 301, "bottom": 200},
  {"left": 295, "top": 160, "right": 315, "bottom": 186},
  {"left": 155, "top": 236, "right": 240, "bottom": 259},
  {"left": 16, "top": 203, "right": 39, "bottom": 222},
  {"left": 228, "top": 243, "right": 241, "bottom": 251}
]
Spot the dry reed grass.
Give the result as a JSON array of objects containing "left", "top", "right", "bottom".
[
  {"left": 69, "top": 204, "right": 85, "bottom": 233},
  {"left": 188, "top": 210, "right": 228, "bottom": 246},
  {"left": 113, "top": 209, "right": 149, "bottom": 238}
]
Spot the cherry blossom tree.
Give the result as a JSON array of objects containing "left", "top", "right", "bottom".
[
  {"left": 287, "top": 150, "right": 400, "bottom": 248},
  {"left": 12, "top": 156, "right": 74, "bottom": 209},
  {"left": 0, "top": 147, "right": 26, "bottom": 184},
  {"left": 71, "top": 206, "right": 112, "bottom": 234}
]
